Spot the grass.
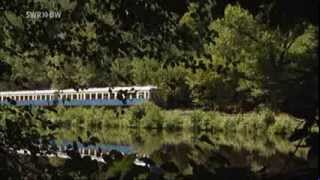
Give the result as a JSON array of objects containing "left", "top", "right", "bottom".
[{"left": 45, "top": 102, "right": 302, "bottom": 137}]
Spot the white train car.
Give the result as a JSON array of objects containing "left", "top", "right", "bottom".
[{"left": 0, "top": 86, "right": 157, "bottom": 106}]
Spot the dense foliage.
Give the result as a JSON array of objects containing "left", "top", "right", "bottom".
[{"left": 0, "top": 0, "right": 318, "bottom": 112}]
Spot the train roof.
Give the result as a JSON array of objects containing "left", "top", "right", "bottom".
[{"left": 0, "top": 85, "right": 157, "bottom": 95}]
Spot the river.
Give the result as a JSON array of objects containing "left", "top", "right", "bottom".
[{"left": 53, "top": 126, "right": 311, "bottom": 178}]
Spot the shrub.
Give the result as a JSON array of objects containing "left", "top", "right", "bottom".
[
  {"left": 101, "top": 109, "right": 120, "bottom": 128},
  {"left": 128, "top": 104, "right": 146, "bottom": 128},
  {"left": 163, "top": 112, "right": 184, "bottom": 131},
  {"left": 269, "top": 114, "right": 300, "bottom": 136},
  {"left": 127, "top": 102, "right": 164, "bottom": 129},
  {"left": 261, "top": 110, "right": 275, "bottom": 127},
  {"left": 208, "top": 112, "right": 225, "bottom": 131},
  {"left": 141, "top": 102, "right": 164, "bottom": 129},
  {"left": 190, "top": 110, "right": 212, "bottom": 131}
]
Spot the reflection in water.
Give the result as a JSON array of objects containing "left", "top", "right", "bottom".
[
  {"left": 54, "top": 126, "right": 309, "bottom": 177},
  {"left": 39, "top": 123, "right": 316, "bottom": 180},
  {"left": 55, "top": 127, "right": 308, "bottom": 157},
  {"left": 55, "top": 140, "right": 135, "bottom": 155}
]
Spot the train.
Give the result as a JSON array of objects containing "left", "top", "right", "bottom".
[{"left": 0, "top": 86, "right": 157, "bottom": 106}]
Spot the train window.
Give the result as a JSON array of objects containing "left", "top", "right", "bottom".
[
  {"left": 73, "top": 94, "right": 77, "bottom": 100},
  {"left": 37, "top": 96, "right": 40, "bottom": 100},
  {"left": 103, "top": 93, "right": 110, "bottom": 99},
  {"left": 138, "top": 92, "right": 144, "bottom": 99},
  {"left": 85, "top": 94, "right": 90, "bottom": 100},
  {"left": 20, "top": 96, "right": 23, "bottom": 101},
  {"left": 110, "top": 93, "right": 115, "bottom": 99},
  {"left": 41, "top": 95, "right": 45, "bottom": 100},
  {"left": 97, "top": 93, "right": 102, "bottom": 100},
  {"left": 92, "top": 94, "right": 96, "bottom": 100},
  {"left": 46, "top": 95, "right": 50, "bottom": 100}
]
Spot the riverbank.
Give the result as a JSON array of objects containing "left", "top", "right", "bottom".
[
  {"left": 45, "top": 102, "right": 306, "bottom": 138},
  {"left": 0, "top": 104, "right": 315, "bottom": 180}
]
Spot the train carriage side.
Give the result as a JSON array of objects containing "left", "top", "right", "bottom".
[{"left": 0, "top": 86, "right": 157, "bottom": 107}]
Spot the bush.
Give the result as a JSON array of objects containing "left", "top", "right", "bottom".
[
  {"left": 208, "top": 112, "right": 225, "bottom": 131},
  {"left": 101, "top": 109, "right": 121, "bottom": 128},
  {"left": 127, "top": 102, "right": 164, "bottom": 129},
  {"left": 260, "top": 109, "right": 276, "bottom": 127},
  {"left": 141, "top": 102, "right": 164, "bottom": 129},
  {"left": 163, "top": 112, "right": 184, "bottom": 131},
  {"left": 190, "top": 110, "right": 212, "bottom": 131},
  {"left": 128, "top": 104, "right": 146, "bottom": 128},
  {"left": 269, "top": 114, "right": 300, "bottom": 137}
]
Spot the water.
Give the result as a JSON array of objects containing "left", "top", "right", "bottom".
[{"left": 54, "top": 127, "right": 310, "bottom": 177}]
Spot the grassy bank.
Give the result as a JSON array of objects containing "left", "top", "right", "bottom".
[{"left": 46, "top": 102, "right": 305, "bottom": 138}]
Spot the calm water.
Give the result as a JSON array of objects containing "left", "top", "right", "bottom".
[{"left": 54, "top": 127, "right": 310, "bottom": 176}]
